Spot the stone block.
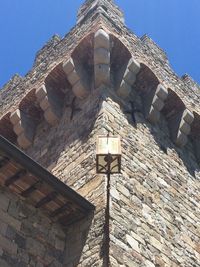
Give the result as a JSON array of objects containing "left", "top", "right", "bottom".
[
  {"left": 0, "top": 258, "right": 12, "bottom": 267},
  {"left": 73, "top": 80, "right": 88, "bottom": 99},
  {"left": 55, "top": 237, "right": 65, "bottom": 251},
  {"left": 94, "top": 48, "right": 110, "bottom": 65},
  {"left": 117, "top": 58, "right": 140, "bottom": 98},
  {"left": 40, "top": 96, "right": 50, "bottom": 110},
  {"left": 10, "top": 108, "right": 36, "bottom": 149},
  {"left": 94, "top": 64, "right": 110, "bottom": 88},
  {"left": 13, "top": 121, "right": 24, "bottom": 135},
  {"left": 0, "top": 234, "right": 18, "bottom": 255},
  {"left": 26, "top": 237, "right": 45, "bottom": 257},
  {"left": 123, "top": 70, "right": 136, "bottom": 85},
  {"left": 182, "top": 109, "right": 194, "bottom": 124},
  {"left": 145, "top": 260, "right": 155, "bottom": 267},
  {"left": 143, "top": 83, "right": 168, "bottom": 124},
  {"left": 149, "top": 236, "right": 163, "bottom": 251},
  {"left": 156, "top": 84, "right": 168, "bottom": 100},
  {"left": 117, "top": 80, "right": 131, "bottom": 98},
  {"left": 0, "top": 194, "right": 10, "bottom": 212},
  {"left": 179, "top": 120, "right": 191, "bottom": 135},
  {"left": 147, "top": 106, "right": 160, "bottom": 124},
  {"left": 10, "top": 109, "right": 21, "bottom": 125},
  {"left": 67, "top": 70, "right": 79, "bottom": 85},
  {"left": 126, "top": 234, "right": 140, "bottom": 253},
  {"left": 175, "top": 131, "right": 188, "bottom": 147},
  {"left": 168, "top": 108, "right": 194, "bottom": 147},
  {"left": 128, "top": 58, "right": 141, "bottom": 75},
  {"left": 36, "top": 84, "right": 47, "bottom": 101},
  {"left": 94, "top": 29, "right": 110, "bottom": 49},
  {"left": 44, "top": 107, "right": 60, "bottom": 125},
  {"left": 0, "top": 221, "right": 7, "bottom": 236},
  {"left": 17, "top": 132, "right": 32, "bottom": 149},
  {"left": 152, "top": 95, "right": 165, "bottom": 111},
  {"left": 63, "top": 58, "right": 74, "bottom": 75}
]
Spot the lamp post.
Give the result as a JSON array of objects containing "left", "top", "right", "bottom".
[{"left": 96, "top": 134, "right": 121, "bottom": 266}]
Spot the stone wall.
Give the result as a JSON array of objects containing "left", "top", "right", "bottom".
[
  {"left": 0, "top": 187, "right": 67, "bottom": 267},
  {"left": 25, "top": 89, "right": 108, "bottom": 266},
  {"left": 99, "top": 90, "right": 200, "bottom": 267}
]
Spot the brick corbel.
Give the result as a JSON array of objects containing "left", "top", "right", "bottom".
[
  {"left": 63, "top": 58, "right": 89, "bottom": 98},
  {"left": 143, "top": 84, "right": 168, "bottom": 123},
  {"left": 94, "top": 29, "right": 110, "bottom": 88},
  {"left": 117, "top": 58, "right": 141, "bottom": 98},
  {"left": 190, "top": 112, "right": 200, "bottom": 164},
  {"left": 10, "top": 109, "right": 36, "bottom": 149},
  {"left": 193, "top": 138, "right": 200, "bottom": 164},
  {"left": 36, "top": 84, "right": 63, "bottom": 126},
  {"left": 168, "top": 109, "right": 194, "bottom": 147}
]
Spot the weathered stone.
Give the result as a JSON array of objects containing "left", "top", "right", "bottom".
[
  {"left": 0, "top": 234, "right": 17, "bottom": 255},
  {"left": 94, "top": 29, "right": 110, "bottom": 88},
  {"left": 94, "top": 29, "right": 110, "bottom": 49},
  {"left": 168, "top": 109, "right": 194, "bottom": 147},
  {"left": 63, "top": 58, "right": 74, "bottom": 75},
  {"left": 117, "top": 58, "right": 140, "bottom": 98},
  {"left": 126, "top": 234, "right": 140, "bottom": 253},
  {"left": 63, "top": 57, "right": 89, "bottom": 98},
  {"left": 128, "top": 58, "right": 141, "bottom": 75},
  {"left": 117, "top": 80, "right": 131, "bottom": 98},
  {"left": 0, "top": 0, "right": 200, "bottom": 267},
  {"left": 143, "top": 84, "right": 168, "bottom": 124}
]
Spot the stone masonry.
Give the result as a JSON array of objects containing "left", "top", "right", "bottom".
[{"left": 0, "top": 0, "right": 200, "bottom": 266}]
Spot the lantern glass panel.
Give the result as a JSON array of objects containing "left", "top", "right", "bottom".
[{"left": 96, "top": 135, "right": 121, "bottom": 174}]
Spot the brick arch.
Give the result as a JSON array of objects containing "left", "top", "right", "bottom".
[
  {"left": 162, "top": 88, "right": 185, "bottom": 119},
  {"left": 0, "top": 113, "right": 17, "bottom": 143},
  {"left": 8, "top": 89, "right": 43, "bottom": 149},
  {"left": 19, "top": 88, "right": 43, "bottom": 122},
  {"left": 134, "top": 63, "right": 160, "bottom": 95},
  {"left": 162, "top": 89, "right": 194, "bottom": 147},
  {"left": 110, "top": 34, "right": 132, "bottom": 87},
  {"left": 45, "top": 63, "right": 71, "bottom": 94},
  {"left": 132, "top": 63, "right": 168, "bottom": 124},
  {"left": 72, "top": 32, "right": 94, "bottom": 76},
  {"left": 35, "top": 64, "right": 67, "bottom": 126},
  {"left": 62, "top": 32, "right": 95, "bottom": 98}
]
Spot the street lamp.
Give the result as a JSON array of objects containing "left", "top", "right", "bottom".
[
  {"left": 96, "top": 134, "right": 121, "bottom": 266},
  {"left": 96, "top": 135, "right": 121, "bottom": 174}
]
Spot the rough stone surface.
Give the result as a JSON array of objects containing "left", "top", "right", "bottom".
[{"left": 0, "top": 0, "right": 200, "bottom": 266}]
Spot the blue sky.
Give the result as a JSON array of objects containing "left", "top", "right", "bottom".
[{"left": 0, "top": 0, "right": 200, "bottom": 88}]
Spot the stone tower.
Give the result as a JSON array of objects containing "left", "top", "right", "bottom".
[{"left": 0, "top": 0, "right": 200, "bottom": 266}]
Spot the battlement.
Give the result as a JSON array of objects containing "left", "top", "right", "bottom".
[
  {"left": 77, "top": 0, "right": 124, "bottom": 25},
  {"left": 140, "top": 34, "right": 168, "bottom": 63},
  {"left": 33, "top": 34, "right": 61, "bottom": 67},
  {"left": 0, "top": 26, "right": 200, "bottom": 156},
  {"left": 182, "top": 73, "right": 200, "bottom": 90}
]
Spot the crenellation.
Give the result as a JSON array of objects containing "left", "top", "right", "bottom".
[
  {"left": 140, "top": 34, "right": 168, "bottom": 64},
  {"left": 77, "top": 0, "right": 124, "bottom": 25},
  {"left": 33, "top": 34, "right": 62, "bottom": 68}
]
